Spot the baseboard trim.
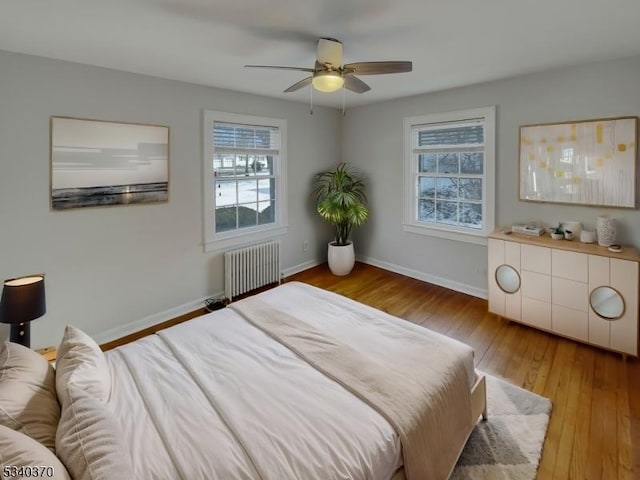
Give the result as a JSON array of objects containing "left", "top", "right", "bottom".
[
  {"left": 93, "top": 255, "right": 485, "bottom": 347},
  {"left": 94, "top": 292, "right": 223, "bottom": 346},
  {"left": 357, "top": 255, "right": 488, "bottom": 299},
  {"left": 282, "top": 259, "right": 323, "bottom": 278},
  {"left": 94, "top": 258, "right": 322, "bottom": 347}
]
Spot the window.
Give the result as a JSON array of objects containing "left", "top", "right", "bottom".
[
  {"left": 403, "top": 106, "right": 495, "bottom": 245},
  {"left": 203, "top": 111, "right": 287, "bottom": 252}
]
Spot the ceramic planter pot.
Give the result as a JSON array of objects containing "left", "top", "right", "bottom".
[{"left": 327, "top": 241, "right": 355, "bottom": 276}]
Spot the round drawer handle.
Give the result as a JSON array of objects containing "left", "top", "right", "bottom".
[
  {"left": 589, "top": 286, "right": 625, "bottom": 320},
  {"left": 495, "top": 264, "right": 521, "bottom": 294}
]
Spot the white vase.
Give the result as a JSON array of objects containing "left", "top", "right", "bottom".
[
  {"left": 327, "top": 241, "right": 355, "bottom": 276},
  {"left": 596, "top": 216, "right": 616, "bottom": 247}
]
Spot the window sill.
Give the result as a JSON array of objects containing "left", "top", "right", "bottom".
[
  {"left": 403, "top": 223, "right": 488, "bottom": 246},
  {"left": 204, "top": 225, "right": 289, "bottom": 253}
]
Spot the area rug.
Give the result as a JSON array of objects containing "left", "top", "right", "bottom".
[{"left": 450, "top": 374, "right": 552, "bottom": 480}]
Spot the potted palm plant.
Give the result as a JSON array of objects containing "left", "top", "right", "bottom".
[{"left": 313, "top": 162, "right": 369, "bottom": 276}]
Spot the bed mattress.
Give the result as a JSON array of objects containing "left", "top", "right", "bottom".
[{"left": 104, "top": 282, "right": 476, "bottom": 480}]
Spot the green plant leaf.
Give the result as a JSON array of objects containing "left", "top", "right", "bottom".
[{"left": 313, "top": 162, "right": 368, "bottom": 245}]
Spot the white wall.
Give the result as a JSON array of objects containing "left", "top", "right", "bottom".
[
  {"left": 343, "top": 55, "right": 640, "bottom": 297},
  {"left": 0, "top": 50, "right": 339, "bottom": 348},
  {"left": 4, "top": 50, "right": 639, "bottom": 347}
]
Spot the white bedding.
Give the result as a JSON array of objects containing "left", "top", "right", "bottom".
[{"left": 104, "top": 283, "right": 476, "bottom": 480}]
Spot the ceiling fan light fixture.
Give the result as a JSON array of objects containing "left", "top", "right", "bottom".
[
  {"left": 312, "top": 71, "right": 344, "bottom": 93},
  {"left": 246, "top": 37, "right": 411, "bottom": 96}
]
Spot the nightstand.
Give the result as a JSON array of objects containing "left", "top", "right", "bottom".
[{"left": 36, "top": 346, "right": 57, "bottom": 363}]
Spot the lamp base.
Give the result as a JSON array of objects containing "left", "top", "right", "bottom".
[{"left": 9, "top": 322, "right": 30, "bottom": 348}]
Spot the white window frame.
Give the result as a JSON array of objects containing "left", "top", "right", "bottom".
[
  {"left": 403, "top": 106, "right": 495, "bottom": 246},
  {"left": 203, "top": 110, "right": 288, "bottom": 252}
]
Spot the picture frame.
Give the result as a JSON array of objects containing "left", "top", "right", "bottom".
[
  {"left": 519, "top": 116, "right": 638, "bottom": 208},
  {"left": 50, "top": 116, "right": 169, "bottom": 210}
]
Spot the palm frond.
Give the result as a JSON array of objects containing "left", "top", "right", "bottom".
[{"left": 312, "top": 162, "right": 369, "bottom": 246}]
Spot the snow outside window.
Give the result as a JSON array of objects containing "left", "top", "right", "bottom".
[{"left": 403, "top": 107, "right": 495, "bottom": 245}]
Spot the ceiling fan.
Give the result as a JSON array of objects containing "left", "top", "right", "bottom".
[{"left": 245, "top": 37, "right": 412, "bottom": 94}]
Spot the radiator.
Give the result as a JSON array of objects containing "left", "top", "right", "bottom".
[{"left": 224, "top": 241, "right": 281, "bottom": 301}]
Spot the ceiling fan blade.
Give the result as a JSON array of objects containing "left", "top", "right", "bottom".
[
  {"left": 245, "top": 65, "right": 315, "bottom": 73},
  {"left": 343, "top": 75, "right": 371, "bottom": 94},
  {"left": 342, "top": 61, "right": 412, "bottom": 75},
  {"left": 283, "top": 77, "right": 313, "bottom": 93}
]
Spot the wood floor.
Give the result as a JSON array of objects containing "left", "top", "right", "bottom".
[{"left": 288, "top": 262, "right": 640, "bottom": 480}]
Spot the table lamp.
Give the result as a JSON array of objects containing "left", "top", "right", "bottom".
[{"left": 0, "top": 274, "right": 46, "bottom": 348}]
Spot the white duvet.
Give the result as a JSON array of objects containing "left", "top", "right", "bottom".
[{"left": 104, "top": 283, "right": 475, "bottom": 480}]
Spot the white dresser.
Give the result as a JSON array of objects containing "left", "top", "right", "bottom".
[{"left": 488, "top": 230, "right": 639, "bottom": 356}]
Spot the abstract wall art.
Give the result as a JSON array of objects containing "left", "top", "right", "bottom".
[
  {"left": 50, "top": 116, "right": 169, "bottom": 210},
  {"left": 519, "top": 117, "right": 637, "bottom": 208}
]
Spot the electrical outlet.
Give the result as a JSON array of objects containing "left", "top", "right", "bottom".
[{"left": 303, "top": 240, "right": 309, "bottom": 251}]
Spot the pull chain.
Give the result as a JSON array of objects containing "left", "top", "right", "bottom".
[{"left": 310, "top": 85, "right": 314, "bottom": 115}]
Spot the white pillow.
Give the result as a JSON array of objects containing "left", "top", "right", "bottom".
[
  {"left": 0, "top": 342, "right": 60, "bottom": 451},
  {"left": 56, "top": 384, "right": 135, "bottom": 480},
  {"left": 0, "top": 424, "right": 71, "bottom": 480},
  {"left": 55, "top": 326, "right": 110, "bottom": 406}
]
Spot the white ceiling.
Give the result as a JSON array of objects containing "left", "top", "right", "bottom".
[{"left": 2, "top": 0, "right": 640, "bottom": 108}]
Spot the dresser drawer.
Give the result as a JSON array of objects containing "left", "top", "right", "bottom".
[
  {"left": 522, "top": 297, "right": 551, "bottom": 330},
  {"left": 553, "top": 305, "right": 588, "bottom": 342},
  {"left": 552, "top": 277, "right": 588, "bottom": 311},
  {"left": 552, "top": 250, "right": 587, "bottom": 282},
  {"left": 521, "top": 244, "right": 551, "bottom": 275},
  {"left": 521, "top": 270, "right": 551, "bottom": 302}
]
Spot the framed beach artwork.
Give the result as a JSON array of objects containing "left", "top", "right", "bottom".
[
  {"left": 50, "top": 116, "right": 169, "bottom": 210},
  {"left": 519, "top": 116, "right": 638, "bottom": 208}
]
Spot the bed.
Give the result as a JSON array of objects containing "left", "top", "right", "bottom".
[{"left": 0, "top": 281, "right": 486, "bottom": 480}]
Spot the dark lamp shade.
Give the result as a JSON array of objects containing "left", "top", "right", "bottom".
[{"left": 0, "top": 274, "right": 46, "bottom": 325}]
